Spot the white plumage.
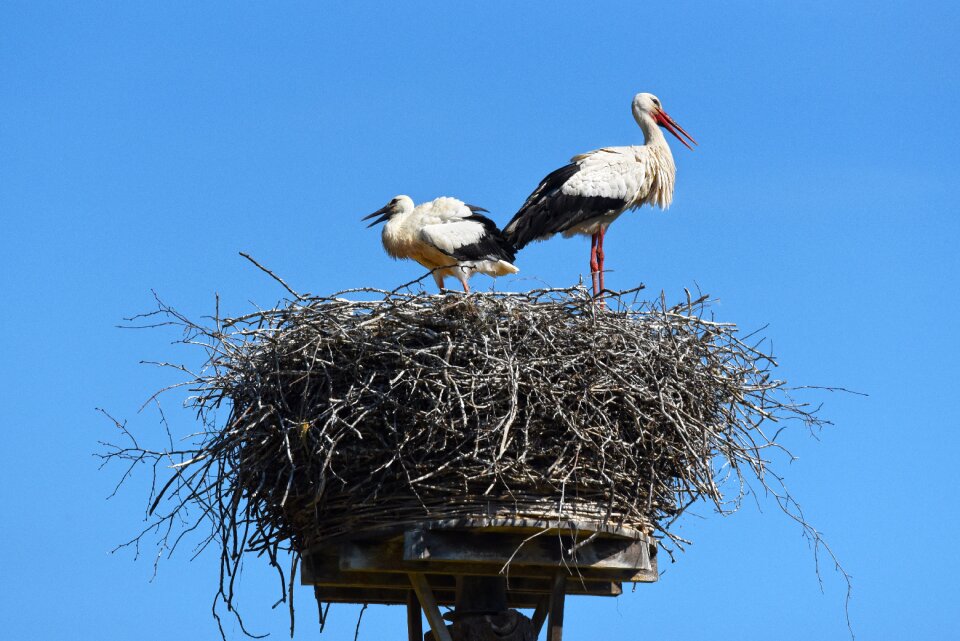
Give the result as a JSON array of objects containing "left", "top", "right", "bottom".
[
  {"left": 503, "top": 92, "right": 696, "bottom": 296},
  {"left": 363, "top": 195, "right": 519, "bottom": 292}
]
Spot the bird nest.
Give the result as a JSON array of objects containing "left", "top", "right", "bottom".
[{"left": 104, "top": 283, "right": 829, "bottom": 633}]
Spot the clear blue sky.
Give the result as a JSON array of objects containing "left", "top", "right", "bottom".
[{"left": 2, "top": 2, "right": 958, "bottom": 639}]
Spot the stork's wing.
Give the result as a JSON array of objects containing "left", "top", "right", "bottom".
[
  {"left": 503, "top": 149, "right": 649, "bottom": 249},
  {"left": 420, "top": 213, "right": 517, "bottom": 264}
]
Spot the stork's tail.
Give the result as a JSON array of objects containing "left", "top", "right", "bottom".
[{"left": 493, "top": 259, "right": 520, "bottom": 276}]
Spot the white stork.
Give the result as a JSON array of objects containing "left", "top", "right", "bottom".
[
  {"left": 503, "top": 92, "right": 696, "bottom": 297},
  {"left": 363, "top": 195, "right": 519, "bottom": 292}
]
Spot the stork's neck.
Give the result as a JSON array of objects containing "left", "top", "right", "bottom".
[
  {"left": 631, "top": 111, "right": 677, "bottom": 209},
  {"left": 636, "top": 112, "right": 669, "bottom": 150}
]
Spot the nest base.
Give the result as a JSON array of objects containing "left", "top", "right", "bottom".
[
  {"left": 303, "top": 518, "right": 655, "bottom": 641},
  {"left": 301, "top": 517, "right": 656, "bottom": 607}
]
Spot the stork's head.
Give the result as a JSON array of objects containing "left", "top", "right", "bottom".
[
  {"left": 632, "top": 92, "right": 697, "bottom": 150},
  {"left": 363, "top": 195, "right": 415, "bottom": 227}
]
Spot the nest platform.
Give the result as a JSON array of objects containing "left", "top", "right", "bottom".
[
  {"left": 111, "top": 284, "right": 821, "bottom": 637},
  {"left": 302, "top": 517, "right": 655, "bottom": 640}
]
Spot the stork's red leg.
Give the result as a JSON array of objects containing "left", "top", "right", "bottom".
[
  {"left": 589, "top": 232, "right": 600, "bottom": 297},
  {"left": 597, "top": 227, "right": 607, "bottom": 294}
]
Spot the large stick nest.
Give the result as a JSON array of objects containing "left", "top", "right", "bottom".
[{"left": 104, "top": 284, "right": 831, "bottom": 634}]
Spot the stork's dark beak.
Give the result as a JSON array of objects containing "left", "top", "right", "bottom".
[
  {"left": 362, "top": 205, "right": 392, "bottom": 228},
  {"left": 655, "top": 109, "right": 697, "bottom": 151}
]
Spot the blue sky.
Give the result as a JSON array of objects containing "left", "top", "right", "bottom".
[{"left": 2, "top": 2, "right": 958, "bottom": 639}]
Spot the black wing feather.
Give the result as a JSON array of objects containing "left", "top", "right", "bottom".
[
  {"left": 503, "top": 162, "right": 626, "bottom": 249},
  {"left": 442, "top": 211, "right": 517, "bottom": 264}
]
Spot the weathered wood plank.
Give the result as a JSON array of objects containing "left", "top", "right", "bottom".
[
  {"left": 316, "top": 517, "right": 648, "bottom": 547},
  {"left": 413, "top": 517, "right": 647, "bottom": 540},
  {"left": 311, "top": 584, "right": 596, "bottom": 609},
  {"left": 314, "top": 585, "right": 453, "bottom": 605},
  {"left": 409, "top": 572, "right": 454, "bottom": 641},
  {"left": 302, "top": 554, "right": 622, "bottom": 596},
  {"left": 405, "top": 528, "right": 652, "bottom": 571},
  {"left": 327, "top": 537, "right": 656, "bottom": 582}
]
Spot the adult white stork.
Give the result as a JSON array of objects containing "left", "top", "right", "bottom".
[
  {"left": 503, "top": 92, "right": 696, "bottom": 297},
  {"left": 363, "top": 195, "right": 519, "bottom": 292}
]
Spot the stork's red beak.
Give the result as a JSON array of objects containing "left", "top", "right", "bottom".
[{"left": 655, "top": 110, "right": 697, "bottom": 151}]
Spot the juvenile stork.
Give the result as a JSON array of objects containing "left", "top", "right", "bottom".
[
  {"left": 503, "top": 92, "right": 696, "bottom": 297},
  {"left": 363, "top": 195, "right": 519, "bottom": 292}
]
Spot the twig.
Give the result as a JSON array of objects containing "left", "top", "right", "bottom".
[{"left": 239, "top": 251, "right": 306, "bottom": 300}]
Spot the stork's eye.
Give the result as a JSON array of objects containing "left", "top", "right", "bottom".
[{"left": 652, "top": 98, "right": 661, "bottom": 107}]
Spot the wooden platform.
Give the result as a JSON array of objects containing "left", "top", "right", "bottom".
[{"left": 301, "top": 517, "right": 657, "bottom": 608}]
